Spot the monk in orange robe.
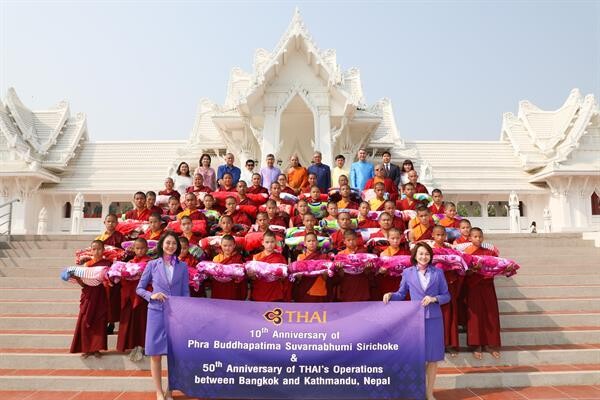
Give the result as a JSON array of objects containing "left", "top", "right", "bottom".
[
  {"left": 125, "top": 192, "right": 151, "bottom": 221},
  {"left": 293, "top": 233, "right": 330, "bottom": 303},
  {"left": 97, "top": 214, "right": 125, "bottom": 248},
  {"left": 116, "top": 238, "right": 150, "bottom": 354},
  {"left": 373, "top": 228, "right": 409, "bottom": 301},
  {"left": 177, "top": 193, "right": 208, "bottom": 222},
  {"left": 139, "top": 212, "right": 165, "bottom": 241},
  {"left": 70, "top": 240, "right": 110, "bottom": 357},
  {"left": 210, "top": 235, "right": 247, "bottom": 300},
  {"left": 249, "top": 231, "right": 289, "bottom": 301},
  {"left": 335, "top": 184, "right": 359, "bottom": 210},
  {"left": 335, "top": 230, "right": 372, "bottom": 302},
  {"left": 454, "top": 219, "right": 472, "bottom": 245},
  {"left": 463, "top": 227, "right": 502, "bottom": 360},
  {"left": 287, "top": 155, "right": 308, "bottom": 194},
  {"left": 438, "top": 202, "right": 461, "bottom": 229},
  {"left": 408, "top": 206, "right": 434, "bottom": 242},
  {"left": 364, "top": 164, "right": 398, "bottom": 201},
  {"left": 368, "top": 182, "right": 387, "bottom": 211}
]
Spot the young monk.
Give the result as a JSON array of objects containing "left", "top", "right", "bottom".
[
  {"left": 293, "top": 232, "right": 329, "bottom": 303},
  {"left": 368, "top": 182, "right": 387, "bottom": 211},
  {"left": 186, "top": 173, "right": 212, "bottom": 195},
  {"left": 438, "top": 202, "right": 461, "bottom": 228},
  {"left": 454, "top": 219, "right": 472, "bottom": 245},
  {"left": 248, "top": 173, "right": 268, "bottom": 195},
  {"left": 146, "top": 191, "right": 163, "bottom": 215},
  {"left": 140, "top": 212, "right": 165, "bottom": 240},
  {"left": 125, "top": 192, "right": 151, "bottom": 221},
  {"left": 201, "top": 194, "right": 220, "bottom": 226},
  {"left": 164, "top": 196, "right": 183, "bottom": 221},
  {"left": 330, "top": 212, "right": 362, "bottom": 252},
  {"left": 397, "top": 183, "right": 417, "bottom": 211},
  {"left": 251, "top": 212, "right": 271, "bottom": 233},
  {"left": 293, "top": 213, "right": 319, "bottom": 237},
  {"left": 374, "top": 227, "right": 407, "bottom": 299},
  {"left": 301, "top": 173, "right": 318, "bottom": 194},
  {"left": 177, "top": 236, "right": 203, "bottom": 298},
  {"left": 463, "top": 227, "right": 502, "bottom": 360},
  {"left": 336, "top": 184, "right": 359, "bottom": 210},
  {"left": 277, "top": 174, "right": 296, "bottom": 195},
  {"left": 369, "top": 212, "right": 394, "bottom": 255},
  {"left": 429, "top": 189, "right": 445, "bottom": 214},
  {"left": 408, "top": 206, "right": 434, "bottom": 242},
  {"left": 116, "top": 238, "right": 150, "bottom": 359},
  {"left": 180, "top": 216, "right": 202, "bottom": 246},
  {"left": 224, "top": 196, "right": 252, "bottom": 230},
  {"left": 249, "top": 231, "right": 289, "bottom": 302},
  {"left": 177, "top": 193, "right": 207, "bottom": 221},
  {"left": 322, "top": 201, "right": 339, "bottom": 224},
  {"left": 70, "top": 240, "right": 111, "bottom": 358},
  {"left": 383, "top": 200, "right": 406, "bottom": 231},
  {"left": 217, "top": 172, "right": 237, "bottom": 192},
  {"left": 209, "top": 235, "right": 248, "bottom": 300},
  {"left": 431, "top": 225, "right": 462, "bottom": 356},
  {"left": 290, "top": 199, "right": 309, "bottom": 227},
  {"left": 357, "top": 201, "right": 379, "bottom": 229},
  {"left": 97, "top": 214, "right": 125, "bottom": 248},
  {"left": 407, "top": 169, "right": 429, "bottom": 194},
  {"left": 236, "top": 180, "right": 255, "bottom": 206},
  {"left": 336, "top": 230, "right": 372, "bottom": 302},
  {"left": 265, "top": 199, "right": 289, "bottom": 227}
]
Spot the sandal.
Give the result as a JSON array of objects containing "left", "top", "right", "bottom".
[
  {"left": 472, "top": 346, "right": 483, "bottom": 360},
  {"left": 80, "top": 352, "right": 91, "bottom": 359}
]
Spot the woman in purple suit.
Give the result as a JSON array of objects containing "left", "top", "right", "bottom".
[
  {"left": 137, "top": 232, "right": 190, "bottom": 400},
  {"left": 383, "top": 242, "right": 450, "bottom": 400}
]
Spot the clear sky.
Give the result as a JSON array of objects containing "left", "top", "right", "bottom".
[{"left": 1, "top": 1, "right": 598, "bottom": 142}]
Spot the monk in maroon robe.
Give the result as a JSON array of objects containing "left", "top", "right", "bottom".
[
  {"left": 70, "top": 241, "right": 110, "bottom": 357},
  {"left": 293, "top": 248, "right": 330, "bottom": 303},
  {"left": 463, "top": 228, "right": 502, "bottom": 359},
  {"left": 210, "top": 250, "right": 247, "bottom": 300}
]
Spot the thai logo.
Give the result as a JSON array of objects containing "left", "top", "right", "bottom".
[
  {"left": 263, "top": 308, "right": 327, "bottom": 325},
  {"left": 263, "top": 308, "right": 283, "bottom": 325}
]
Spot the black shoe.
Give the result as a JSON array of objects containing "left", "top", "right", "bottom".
[{"left": 106, "top": 323, "right": 115, "bottom": 335}]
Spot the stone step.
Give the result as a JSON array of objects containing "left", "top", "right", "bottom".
[
  {"left": 496, "top": 274, "right": 600, "bottom": 286},
  {"left": 0, "top": 248, "right": 87, "bottom": 258},
  {"left": 436, "top": 366, "right": 600, "bottom": 389},
  {"left": 0, "top": 316, "right": 77, "bottom": 330},
  {"left": 0, "top": 366, "right": 598, "bottom": 391},
  {"left": 0, "top": 332, "right": 118, "bottom": 348},
  {"left": 1, "top": 241, "right": 93, "bottom": 250},
  {"left": 499, "top": 298, "right": 600, "bottom": 313},
  {"left": 0, "top": 288, "right": 83, "bottom": 301},
  {"left": 0, "top": 301, "right": 80, "bottom": 314},
  {"left": 7, "top": 235, "right": 96, "bottom": 242},
  {"left": 499, "top": 312, "right": 600, "bottom": 329},
  {"left": 0, "top": 266, "right": 71, "bottom": 277},
  {"left": 0, "top": 257, "right": 75, "bottom": 269},
  {"left": 511, "top": 263, "right": 599, "bottom": 274},
  {"left": 2, "top": 327, "right": 598, "bottom": 348},
  {"left": 0, "top": 278, "right": 72, "bottom": 288},
  {"left": 1, "top": 345, "right": 598, "bottom": 370},
  {"left": 495, "top": 285, "right": 600, "bottom": 299}
]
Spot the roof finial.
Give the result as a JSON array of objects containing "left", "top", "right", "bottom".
[{"left": 291, "top": 6, "right": 303, "bottom": 31}]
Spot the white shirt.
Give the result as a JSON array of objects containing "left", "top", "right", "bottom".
[
  {"left": 240, "top": 168, "right": 255, "bottom": 185},
  {"left": 417, "top": 267, "right": 430, "bottom": 290},
  {"left": 164, "top": 260, "right": 174, "bottom": 285},
  {"left": 173, "top": 175, "right": 193, "bottom": 197}
]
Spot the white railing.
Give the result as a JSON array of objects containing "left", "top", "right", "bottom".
[{"left": 0, "top": 199, "right": 20, "bottom": 243}]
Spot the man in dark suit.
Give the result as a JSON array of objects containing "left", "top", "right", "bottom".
[{"left": 382, "top": 151, "right": 401, "bottom": 186}]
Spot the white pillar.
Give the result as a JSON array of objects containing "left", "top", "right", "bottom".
[
  {"left": 37, "top": 207, "right": 48, "bottom": 235},
  {"left": 71, "top": 192, "right": 84, "bottom": 235},
  {"left": 316, "top": 107, "right": 332, "bottom": 167},
  {"left": 543, "top": 208, "right": 552, "bottom": 233},
  {"left": 261, "top": 107, "right": 279, "bottom": 163},
  {"left": 509, "top": 191, "right": 521, "bottom": 233}
]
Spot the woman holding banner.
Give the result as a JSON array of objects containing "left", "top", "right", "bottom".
[
  {"left": 383, "top": 242, "right": 450, "bottom": 400},
  {"left": 137, "top": 232, "right": 190, "bottom": 400}
]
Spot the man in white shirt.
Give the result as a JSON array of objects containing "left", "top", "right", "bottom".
[
  {"left": 240, "top": 159, "right": 256, "bottom": 184},
  {"left": 331, "top": 154, "right": 349, "bottom": 187}
]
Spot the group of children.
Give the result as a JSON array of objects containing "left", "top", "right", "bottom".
[{"left": 70, "top": 177, "right": 502, "bottom": 361}]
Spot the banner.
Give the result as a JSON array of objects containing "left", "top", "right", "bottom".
[{"left": 165, "top": 297, "right": 425, "bottom": 399}]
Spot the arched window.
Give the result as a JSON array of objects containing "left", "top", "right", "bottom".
[
  {"left": 83, "top": 202, "right": 102, "bottom": 218},
  {"left": 63, "top": 202, "right": 71, "bottom": 218},
  {"left": 109, "top": 202, "right": 133, "bottom": 218},
  {"left": 592, "top": 192, "right": 600, "bottom": 216}
]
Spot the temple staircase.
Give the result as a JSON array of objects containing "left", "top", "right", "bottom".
[{"left": 0, "top": 233, "right": 599, "bottom": 398}]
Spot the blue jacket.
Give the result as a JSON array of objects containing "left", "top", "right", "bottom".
[
  {"left": 390, "top": 265, "right": 450, "bottom": 319},
  {"left": 350, "top": 161, "right": 374, "bottom": 191},
  {"left": 136, "top": 257, "right": 190, "bottom": 310},
  {"left": 217, "top": 164, "right": 241, "bottom": 185},
  {"left": 307, "top": 163, "right": 331, "bottom": 193}
]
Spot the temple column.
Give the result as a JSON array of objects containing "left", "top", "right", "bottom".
[
  {"left": 316, "top": 106, "right": 332, "bottom": 167},
  {"left": 261, "top": 106, "right": 279, "bottom": 163}
]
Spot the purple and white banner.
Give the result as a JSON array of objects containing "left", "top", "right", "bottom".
[{"left": 165, "top": 297, "right": 425, "bottom": 399}]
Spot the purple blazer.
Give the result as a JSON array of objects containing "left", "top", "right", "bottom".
[
  {"left": 136, "top": 257, "right": 190, "bottom": 310},
  {"left": 390, "top": 265, "right": 450, "bottom": 319}
]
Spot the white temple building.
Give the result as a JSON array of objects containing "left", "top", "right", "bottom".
[{"left": 1, "top": 9, "right": 599, "bottom": 235}]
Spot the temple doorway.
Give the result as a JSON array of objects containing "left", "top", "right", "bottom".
[{"left": 278, "top": 94, "right": 315, "bottom": 169}]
